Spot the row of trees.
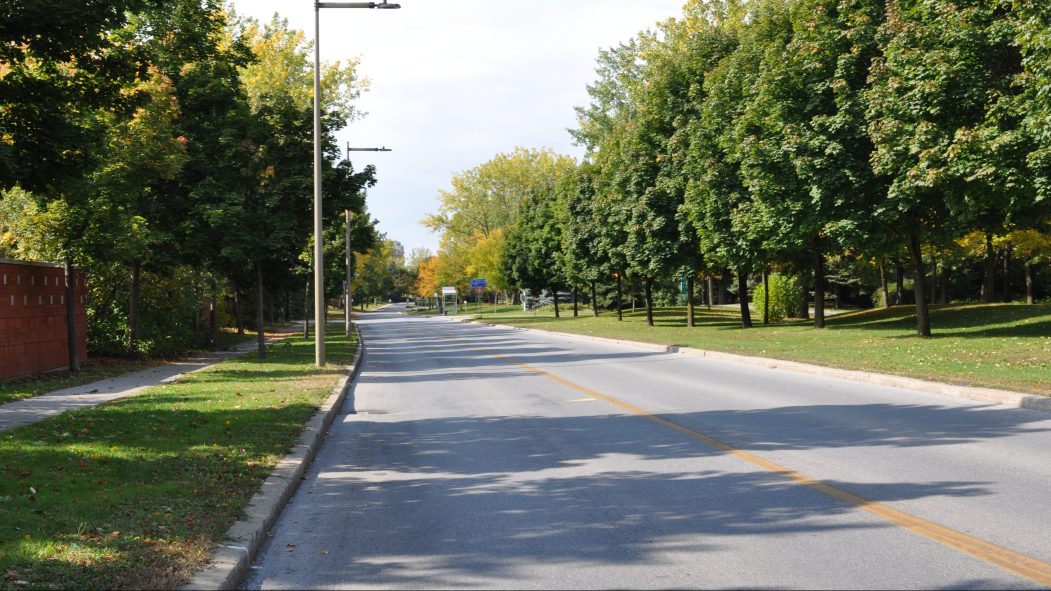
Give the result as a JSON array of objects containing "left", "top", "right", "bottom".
[
  {"left": 422, "top": 0, "right": 1051, "bottom": 336},
  {"left": 1, "top": 1, "right": 382, "bottom": 362}
]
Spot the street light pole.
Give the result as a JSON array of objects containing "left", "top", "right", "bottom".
[
  {"left": 313, "top": 1, "right": 400, "bottom": 367},
  {"left": 345, "top": 209, "right": 353, "bottom": 336},
  {"left": 344, "top": 145, "right": 392, "bottom": 337}
]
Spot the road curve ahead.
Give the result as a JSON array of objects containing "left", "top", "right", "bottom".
[{"left": 244, "top": 305, "right": 1051, "bottom": 590}]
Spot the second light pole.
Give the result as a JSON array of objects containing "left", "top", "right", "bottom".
[
  {"left": 345, "top": 145, "right": 392, "bottom": 337},
  {"left": 313, "top": 1, "right": 400, "bottom": 367}
]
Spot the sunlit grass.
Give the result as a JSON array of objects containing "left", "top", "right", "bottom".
[
  {"left": 0, "top": 330, "right": 355, "bottom": 590},
  {"left": 478, "top": 303, "right": 1051, "bottom": 396}
]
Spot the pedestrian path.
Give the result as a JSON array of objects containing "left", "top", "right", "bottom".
[{"left": 0, "top": 339, "right": 276, "bottom": 432}]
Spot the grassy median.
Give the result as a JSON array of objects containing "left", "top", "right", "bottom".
[
  {"left": 472, "top": 303, "right": 1051, "bottom": 397},
  {"left": 0, "top": 329, "right": 355, "bottom": 590}
]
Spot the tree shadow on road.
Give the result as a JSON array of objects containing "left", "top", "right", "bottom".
[{"left": 250, "top": 401, "right": 1042, "bottom": 589}]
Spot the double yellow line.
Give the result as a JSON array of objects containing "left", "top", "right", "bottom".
[{"left": 452, "top": 334, "right": 1051, "bottom": 588}]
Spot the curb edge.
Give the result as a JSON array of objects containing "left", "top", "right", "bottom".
[{"left": 181, "top": 323, "right": 366, "bottom": 590}]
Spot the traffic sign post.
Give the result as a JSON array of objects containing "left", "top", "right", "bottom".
[{"left": 470, "top": 279, "right": 487, "bottom": 314}]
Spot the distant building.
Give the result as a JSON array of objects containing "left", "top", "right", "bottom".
[{"left": 390, "top": 240, "right": 405, "bottom": 265}]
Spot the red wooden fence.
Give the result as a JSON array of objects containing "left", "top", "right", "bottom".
[{"left": 0, "top": 259, "right": 87, "bottom": 379}]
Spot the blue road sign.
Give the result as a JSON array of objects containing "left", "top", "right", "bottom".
[{"left": 470, "top": 278, "right": 488, "bottom": 289}]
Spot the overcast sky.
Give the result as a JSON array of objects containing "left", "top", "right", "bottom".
[{"left": 228, "top": 0, "right": 684, "bottom": 254}]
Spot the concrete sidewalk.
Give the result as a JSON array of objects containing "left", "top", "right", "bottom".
[{"left": 0, "top": 338, "right": 277, "bottom": 432}]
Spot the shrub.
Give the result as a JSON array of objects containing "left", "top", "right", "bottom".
[
  {"left": 87, "top": 263, "right": 213, "bottom": 357},
  {"left": 752, "top": 273, "right": 802, "bottom": 322}
]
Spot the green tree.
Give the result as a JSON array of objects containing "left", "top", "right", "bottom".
[
  {"left": 94, "top": 67, "right": 189, "bottom": 354},
  {"left": 504, "top": 185, "right": 569, "bottom": 317},
  {"left": 865, "top": 0, "right": 1029, "bottom": 335},
  {"left": 560, "top": 164, "right": 608, "bottom": 316},
  {"left": 736, "top": 0, "right": 885, "bottom": 328},
  {"left": 683, "top": 5, "right": 775, "bottom": 329},
  {"left": 0, "top": 0, "right": 156, "bottom": 192},
  {"left": 1015, "top": 0, "right": 1051, "bottom": 206}
]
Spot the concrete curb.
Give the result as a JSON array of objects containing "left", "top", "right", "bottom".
[
  {"left": 466, "top": 319, "right": 1051, "bottom": 414},
  {"left": 182, "top": 324, "right": 366, "bottom": 591}
]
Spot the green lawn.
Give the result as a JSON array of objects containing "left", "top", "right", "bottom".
[
  {"left": 0, "top": 329, "right": 355, "bottom": 590},
  {"left": 0, "top": 330, "right": 257, "bottom": 406},
  {"left": 474, "top": 303, "right": 1051, "bottom": 397}
]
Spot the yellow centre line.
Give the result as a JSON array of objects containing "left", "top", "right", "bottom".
[{"left": 449, "top": 334, "right": 1051, "bottom": 588}]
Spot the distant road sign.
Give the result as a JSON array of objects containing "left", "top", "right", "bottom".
[{"left": 470, "top": 278, "right": 488, "bottom": 289}]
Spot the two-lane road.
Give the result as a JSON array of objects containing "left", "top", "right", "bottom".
[{"left": 244, "top": 306, "right": 1051, "bottom": 589}]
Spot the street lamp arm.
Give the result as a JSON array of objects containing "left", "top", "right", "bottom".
[{"left": 317, "top": 2, "right": 401, "bottom": 8}]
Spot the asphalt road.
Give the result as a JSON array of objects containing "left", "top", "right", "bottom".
[{"left": 243, "top": 305, "right": 1051, "bottom": 590}]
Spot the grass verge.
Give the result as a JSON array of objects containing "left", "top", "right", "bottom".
[
  {"left": 0, "top": 330, "right": 259, "bottom": 406},
  {"left": 0, "top": 329, "right": 355, "bottom": 590},
  {"left": 476, "top": 303, "right": 1051, "bottom": 397}
]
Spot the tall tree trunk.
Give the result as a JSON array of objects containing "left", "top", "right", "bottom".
[
  {"left": 256, "top": 260, "right": 265, "bottom": 359},
  {"left": 933, "top": 256, "right": 941, "bottom": 302},
  {"left": 129, "top": 259, "right": 142, "bottom": 356},
  {"left": 1026, "top": 263, "right": 1035, "bottom": 305},
  {"left": 644, "top": 278, "right": 654, "bottom": 327},
  {"left": 64, "top": 256, "right": 80, "bottom": 373},
  {"left": 303, "top": 280, "right": 310, "bottom": 339},
  {"left": 210, "top": 280, "right": 218, "bottom": 345},
  {"left": 814, "top": 251, "right": 826, "bottom": 329},
  {"left": 939, "top": 265, "right": 950, "bottom": 305},
  {"left": 1002, "top": 245, "right": 1012, "bottom": 303},
  {"left": 879, "top": 259, "right": 891, "bottom": 308},
  {"left": 591, "top": 281, "right": 599, "bottom": 317},
  {"left": 573, "top": 289, "right": 579, "bottom": 317},
  {"left": 630, "top": 279, "right": 636, "bottom": 312},
  {"left": 687, "top": 275, "right": 695, "bottom": 328},
  {"left": 553, "top": 287, "right": 560, "bottom": 319},
  {"left": 762, "top": 268, "right": 769, "bottom": 325},
  {"left": 616, "top": 274, "right": 623, "bottom": 321},
  {"left": 718, "top": 272, "right": 729, "bottom": 305},
  {"left": 907, "top": 232, "right": 932, "bottom": 337},
  {"left": 981, "top": 231, "right": 997, "bottom": 303},
  {"left": 894, "top": 258, "right": 905, "bottom": 305},
  {"left": 738, "top": 269, "right": 753, "bottom": 328},
  {"left": 192, "top": 274, "right": 200, "bottom": 338},
  {"left": 233, "top": 283, "right": 245, "bottom": 336},
  {"left": 797, "top": 275, "right": 810, "bottom": 320},
  {"left": 706, "top": 275, "right": 713, "bottom": 310}
]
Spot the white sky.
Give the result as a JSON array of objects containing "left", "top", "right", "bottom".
[{"left": 228, "top": 0, "right": 685, "bottom": 253}]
